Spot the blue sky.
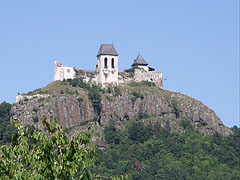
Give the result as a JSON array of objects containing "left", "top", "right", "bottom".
[{"left": 0, "top": 0, "right": 239, "bottom": 127}]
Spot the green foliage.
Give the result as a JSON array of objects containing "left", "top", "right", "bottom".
[
  {"left": 65, "top": 87, "right": 74, "bottom": 95},
  {"left": 104, "top": 120, "right": 121, "bottom": 144},
  {"left": 107, "top": 87, "right": 112, "bottom": 93},
  {"left": 129, "top": 81, "right": 156, "bottom": 87},
  {"left": 124, "top": 67, "right": 136, "bottom": 73},
  {"left": 198, "top": 121, "right": 208, "bottom": 127},
  {"left": 180, "top": 118, "right": 193, "bottom": 129},
  {"left": 128, "top": 121, "right": 151, "bottom": 143},
  {"left": 106, "top": 96, "right": 113, "bottom": 102},
  {"left": 60, "top": 89, "right": 64, "bottom": 94},
  {"left": 114, "top": 86, "right": 121, "bottom": 97},
  {"left": 68, "top": 78, "right": 89, "bottom": 89},
  {"left": 132, "top": 91, "right": 144, "bottom": 99},
  {"left": 137, "top": 112, "right": 150, "bottom": 120},
  {"left": 0, "top": 102, "right": 17, "bottom": 146},
  {"left": 87, "top": 84, "right": 102, "bottom": 108},
  {"left": 0, "top": 117, "right": 128, "bottom": 180},
  {"left": 0, "top": 117, "right": 97, "bottom": 179},
  {"left": 94, "top": 119, "right": 240, "bottom": 180},
  {"left": 27, "top": 89, "right": 49, "bottom": 95},
  {"left": 78, "top": 97, "right": 84, "bottom": 104},
  {"left": 130, "top": 91, "right": 144, "bottom": 103},
  {"left": 170, "top": 100, "right": 180, "bottom": 118}
]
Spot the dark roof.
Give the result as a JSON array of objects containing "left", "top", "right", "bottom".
[
  {"left": 131, "top": 54, "right": 148, "bottom": 66},
  {"left": 97, "top": 44, "right": 118, "bottom": 57},
  {"left": 148, "top": 66, "right": 155, "bottom": 71}
]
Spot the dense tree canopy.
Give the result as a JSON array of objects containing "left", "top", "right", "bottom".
[{"left": 94, "top": 119, "right": 240, "bottom": 180}]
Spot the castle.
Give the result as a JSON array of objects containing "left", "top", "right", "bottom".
[{"left": 54, "top": 44, "right": 162, "bottom": 88}]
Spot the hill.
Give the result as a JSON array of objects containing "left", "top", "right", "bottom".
[
  {"left": 1, "top": 80, "right": 240, "bottom": 179},
  {"left": 11, "top": 79, "right": 231, "bottom": 140}
]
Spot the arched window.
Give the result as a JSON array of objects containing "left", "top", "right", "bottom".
[
  {"left": 111, "top": 58, "right": 114, "bottom": 68},
  {"left": 104, "top": 57, "right": 108, "bottom": 68}
]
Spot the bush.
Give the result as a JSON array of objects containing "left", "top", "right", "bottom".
[
  {"left": 180, "top": 118, "right": 192, "bottom": 129},
  {"left": 88, "top": 84, "right": 102, "bottom": 116},
  {"left": 133, "top": 91, "right": 144, "bottom": 99},
  {"left": 130, "top": 91, "right": 144, "bottom": 103},
  {"left": 77, "top": 97, "right": 84, "bottom": 104},
  {"left": 114, "top": 86, "right": 121, "bottom": 97},
  {"left": 137, "top": 112, "right": 150, "bottom": 120},
  {"left": 129, "top": 81, "right": 156, "bottom": 87},
  {"left": 33, "top": 107, "right": 38, "bottom": 113},
  {"left": 32, "top": 115, "right": 39, "bottom": 123},
  {"left": 107, "top": 87, "right": 112, "bottom": 93},
  {"left": 124, "top": 67, "right": 136, "bottom": 73},
  {"left": 170, "top": 100, "right": 180, "bottom": 118}
]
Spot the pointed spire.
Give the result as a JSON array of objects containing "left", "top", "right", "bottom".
[{"left": 131, "top": 53, "right": 148, "bottom": 66}]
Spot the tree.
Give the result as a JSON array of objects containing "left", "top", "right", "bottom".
[
  {"left": 0, "top": 102, "right": 17, "bottom": 146},
  {"left": 0, "top": 117, "right": 128, "bottom": 180}
]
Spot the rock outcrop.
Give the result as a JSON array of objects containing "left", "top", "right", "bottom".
[{"left": 10, "top": 81, "right": 232, "bottom": 136}]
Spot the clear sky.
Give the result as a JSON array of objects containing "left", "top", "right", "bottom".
[{"left": 0, "top": 0, "right": 239, "bottom": 127}]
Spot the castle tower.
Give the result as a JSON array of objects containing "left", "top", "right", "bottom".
[
  {"left": 96, "top": 44, "right": 118, "bottom": 87},
  {"left": 131, "top": 53, "right": 149, "bottom": 71}
]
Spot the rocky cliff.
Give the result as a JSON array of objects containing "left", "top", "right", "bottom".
[{"left": 11, "top": 80, "right": 232, "bottom": 136}]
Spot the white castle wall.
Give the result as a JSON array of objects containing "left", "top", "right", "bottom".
[
  {"left": 133, "top": 68, "right": 162, "bottom": 88},
  {"left": 54, "top": 61, "right": 75, "bottom": 81}
]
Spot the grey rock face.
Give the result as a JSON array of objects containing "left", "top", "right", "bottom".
[{"left": 10, "top": 84, "right": 232, "bottom": 136}]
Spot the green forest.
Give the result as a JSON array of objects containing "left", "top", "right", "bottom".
[
  {"left": 94, "top": 119, "right": 240, "bottom": 179},
  {"left": 0, "top": 102, "right": 240, "bottom": 179}
]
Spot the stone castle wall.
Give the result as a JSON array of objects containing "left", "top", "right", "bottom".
[
  {"left": 54, "top": 61, "right": 162, "bottom": 89},
  {"left": 54, "top": 61, "right": 75, "bottom": 81},
  {"left": 118, "top": 68, "right": 162, "bottom": 88}
]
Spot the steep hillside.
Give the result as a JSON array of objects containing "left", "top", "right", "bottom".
[{"left": 11, "top": 79, "right": 231, "bottom": 138}]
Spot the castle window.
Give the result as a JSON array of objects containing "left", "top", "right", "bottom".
[
  {"left": 111, "top": 58, "right": 114, "bottom": 68},
  {"left": 104, "top": 57, "right": 108, "bottom": 68}
]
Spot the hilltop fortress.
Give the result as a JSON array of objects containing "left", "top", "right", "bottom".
[{"left": 54, "top": 44, "right": 162, "bottom": 88}]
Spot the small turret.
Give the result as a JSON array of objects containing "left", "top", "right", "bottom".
[
  {"left": 131, "top": 53, "right": 149, "bottom": 71},
  {"left": 131, "top": 53, "right": 148, "bottom": 67}
]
